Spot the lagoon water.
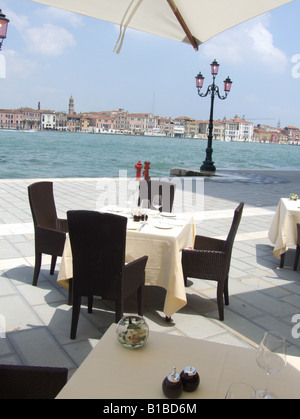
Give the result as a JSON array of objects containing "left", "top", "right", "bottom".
[{"left": 0, "top": 130, "right": 299, "bottom": 179}]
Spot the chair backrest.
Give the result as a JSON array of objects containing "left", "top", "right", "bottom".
[
  {"left": 67, "top": 210, "right": 127, "bottom": 299},
  {"left": 28, "top": 182, "right": 58, "bottom": 229},
  {"left": 224, "top": 203, "right": 244, "bottom": 254},
  {"left": 138, "top": 179, "right": 176, "bottom": 212},
  {"left": 0, "top": 364, "right": 68, "bottom": 399}
]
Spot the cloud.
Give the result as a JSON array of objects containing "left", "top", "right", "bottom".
[
  {"left": 201, "top": 15, "right": 288, "bottom": 73},
  {"left": 6, "top": 9, "right": 30, "bottom": 32},
  {"left": 6, "top": 8, "right": 76, "bottom": 57},
  {"left": 246, "top": 21, "right": 287, "bottom": 70},
  {"left": 35, "top": 7, "right": 84, "bottom": 28},
  {"left": 26, "top": 24, "right": 76, "bottom": 56},
  {"left": 3, "top": 49, "right": 37, "bottom": 79}
]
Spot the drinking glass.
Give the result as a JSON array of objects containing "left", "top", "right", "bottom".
[
  {"left": 152, "top": 195, "right": 163, "bottom": 212},
  {"left": 255, "top": 331, "right": 287, "bottom": 399},
  {"left": 225, "top": 382, "right": 256, "bottom": 399}
]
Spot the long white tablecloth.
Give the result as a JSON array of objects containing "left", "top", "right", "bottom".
[
  {"left": 57, "top": 323, "right": 300, "bottom": 399},
  {"left": 268, "top": 198, "right": 300, "bottom": 259},
  {"left": 57, "top": 211, "right": 195, "bottom": 318}
]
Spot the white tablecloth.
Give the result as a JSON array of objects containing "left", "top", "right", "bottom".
[
  {"left": 268, "top": 198, "right": 300, "bottom": 259},
  {"left": 57, "top": 211, "right": 195, "bottom": 317},
  {"left": 57, "top": 323, "right": 300, "bottom": 399}
]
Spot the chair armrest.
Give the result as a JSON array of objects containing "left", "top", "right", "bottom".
[
  {"left": 36, "top": 225, "right": 66, "bottom": 238},
  {"left": 182, "top": 248, "right": 228, "bottom": 281},
  {"left": 194, "top": 235, "right": 225, "bottom": 251},
  {"left": 123, "top": 256, "right": 148, "bottom": 297}
]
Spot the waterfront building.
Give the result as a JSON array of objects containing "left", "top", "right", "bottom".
[
  {"left": 88, "top": 114, "right": 115, "bottom": 133},
  {"left": 172, "top": 121, "right": 185, "bottom": 138},
  {"left": 55, "top": 112, "right": 68, "bottom": 131},
  {"left": 224, "top": 116, "right": 253, "bottom": 142},
  {"left": 40, "top": 111, "right": 56, "bottom": 130},
  {"left": 128, "top": 113, "right": 147, "bottom": 135},
  {"left": 67, "top": 114, "right": 81, "bottom": 132},
  {"left": 282, "top": 126, "right": 300, "bottom": 144},
  {"left": 0, "top": 109, "right": 22, "bottom": 129}
]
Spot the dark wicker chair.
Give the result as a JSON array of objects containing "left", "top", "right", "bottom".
[
  {"left": 28, "top": 181, "right": 68, "bottom": 286},
  {"left": 279, "top": 223, "right": 300, "bottom": 271},
  {"left": 138, "top": 179, "right": 176, "bottom": 213},
  {"left": 181, "top": 203, "right": 244, "bottom": 321},
  {"left": 0, "top": 364, "right": 68, "bottom": 399},
  {"left": 67, "top": 210, "right": 148, "bottom": 340}
]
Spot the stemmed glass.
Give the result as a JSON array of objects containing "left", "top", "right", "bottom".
[
  {"left": 152, "top": 195, "right": 163, "bottom": 213},
  {"left": 256, "top": 331, "right": 287, "bottom": 399}
]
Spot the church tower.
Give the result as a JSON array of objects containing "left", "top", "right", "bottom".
[{"left": 69, "top": 95, "right": 75, "bottom": 115}]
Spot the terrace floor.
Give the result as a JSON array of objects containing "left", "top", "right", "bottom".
[{"left": 0, "top": 169, "right": 299, "bottom": 380}]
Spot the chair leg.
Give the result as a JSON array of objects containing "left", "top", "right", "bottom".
[
  {"left": 87, "top": 296, "right": 93, "bottom": 313},
  {"left": 224, "top": 276, "right": 229, "bottom": 306},
  {"left": 32, "top": 252, "right": 42, "bottom": 286},
  {"left": 280, "top": 253, "right": 285, "bottom": 268},
  {"left": 294, "top": 246, "right": 300, "bottom": 271},
  {"left": 70, "top": 295, "right": 81, "bottom": 340},
  {"left": 217, "top": 282, "right": 225, "bottom": 321},
  {"left": 50, "top": 255, "right": 57, "bottom": 275}
]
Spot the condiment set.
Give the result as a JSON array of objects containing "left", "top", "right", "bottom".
[{"left": 162, "top": 366, "right": 200, "bottom": 398}]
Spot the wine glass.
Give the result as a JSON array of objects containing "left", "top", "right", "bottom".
[
  {"left": 152, "top": 195, "right": 163, "bottom": 213},
  {"left": 255, "top": 331, "right": 287, "bottom": 399}
]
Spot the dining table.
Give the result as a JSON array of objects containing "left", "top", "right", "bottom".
[
  {"left": 56, "top": 323, "right": 300, "bottom": 399},
  {"left": 268, "top": 198, "right": 300, "bottom": 260},
  {"left": 57, "top": 208, "right": 195, "bottom": 318}
]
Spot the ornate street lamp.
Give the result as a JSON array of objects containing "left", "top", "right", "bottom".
[
  {"left": 195, "top": 60, "right": 232, "bottom": 172},
  {"left": 0, "top": 10, "right": 9, "bottom": 51}
]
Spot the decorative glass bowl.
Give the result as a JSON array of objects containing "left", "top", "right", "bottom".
[
  {"left": 116, "top": 315, "right": 149, "bottom": 349},
  {"left": 290, "top": 193, "right": 298, "bottom": 201}
]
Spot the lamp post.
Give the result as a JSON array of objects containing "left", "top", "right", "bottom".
[
  {"left": 0, "top": 10, "right": 9, "bottom": 50},
  {"left": 195, "top": 60, "right": 232, "bottom": 172}
]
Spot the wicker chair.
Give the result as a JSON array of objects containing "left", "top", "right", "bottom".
[
  {"left": 67, "top": 210, "right": 148, "bottom": 340},
  {"left": 138, "top": 179, "right": 176, "bottom": 213},
  {"left": 293, "top": 224, "right": 300, "bottom": 271},
  {"left": 28, "top": 181, "right": 68, "bottom": 286},
  {"left": 279, "top": 223, "right": 300, "bottom": 271},
  {"left": 0, "top": 364, "right": 68, "bottom": 399},
  {"left": 181, "top": 203, "right": 244, "bottom": 321}
]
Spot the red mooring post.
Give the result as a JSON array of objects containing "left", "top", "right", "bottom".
[
  {"left": 143, "top": 161, "right": 150, "bottom": 180},
  {"left": 135, "top": 160, "right": 143, "bottom": 180}
]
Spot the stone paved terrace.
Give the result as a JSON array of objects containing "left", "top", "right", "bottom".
[{"left": 0, "top": 169, "right": 300, "bottom": 379}]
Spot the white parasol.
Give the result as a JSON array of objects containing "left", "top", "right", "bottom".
[{"left": 30, "top": 0, "right": 294, "bottom": 53}]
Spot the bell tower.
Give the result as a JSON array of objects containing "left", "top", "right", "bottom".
[{"left": 69, "top": 95, "right": 75, "bottom": 115}]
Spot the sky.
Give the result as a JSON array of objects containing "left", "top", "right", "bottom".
[{"left": 1, "top": 0, "right": 300, "bottom": 128}]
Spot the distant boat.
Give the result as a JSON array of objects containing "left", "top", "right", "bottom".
[{"left": 144, "top": 128, "right": 166, "bottom": 137}]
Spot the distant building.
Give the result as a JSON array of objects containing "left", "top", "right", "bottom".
[{"left": 40, "top": 111, "right": 56, "bottom": 130}]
